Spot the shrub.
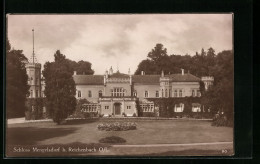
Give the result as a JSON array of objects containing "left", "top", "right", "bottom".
[
  {"left": 142, "top": 112, "right": 155, "bottom": 117},
  {"left": 99, "top": 136, "right": 126, "bottom": 143},
  {"left": 133, "top": 113, "right": 137, "bottom": 117},
  {"left": 212, "top": 115, "right": 233, "bottom": 127},
  {"left": 84, "top": 113, "right": 90, "bottom": 118},
  {"left": 97, "top": 122, "right": 137, "bottom": 131},
  {"left": 122, "top": 112, "right": 127, "bottom": 117},
  {"left": 83, "top": 112, "right": 99, "bottom": 118}
]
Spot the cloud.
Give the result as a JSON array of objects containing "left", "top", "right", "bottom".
[{"left": 7, "top": 14, "right": 233, "bottom": 74}]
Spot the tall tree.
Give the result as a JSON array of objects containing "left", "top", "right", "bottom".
[
  {"left": 6, "top": 39, "right": 29, "bottom": 118},
  {"left": 147, "top": 43, "right": 168, "bottom": 62},
  {"left": 43, "top": 50, "right": 76, "bottom": 124},
  {"left": 135, "top": 43, "right": 170, "bottom": 75},
  {"left": 201, "top": 50, "right": 233, "bottom": 119}
]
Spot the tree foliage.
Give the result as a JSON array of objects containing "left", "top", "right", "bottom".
[
  {"left": 42, "top": 50, "right": 76, "bottom": 124},
  {"left": 201, "top": 50, "right": 234, "bottom": 119},
  {"left": 67, "top": 60, "right": 94, "bottom": 75},
  {"left": 135, "top": 43, "right": 218, "bottom": 77},
  {"left": 6, "top": 39, "right": 29, "bottom": 118}
]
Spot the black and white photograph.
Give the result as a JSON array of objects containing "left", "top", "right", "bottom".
[{"left": 5, "top": 14, "right": 234, "bottom": 157}]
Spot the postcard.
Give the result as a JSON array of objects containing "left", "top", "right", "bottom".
[{"left": 6, "top": 14, "right": 234, "bottom": 157}]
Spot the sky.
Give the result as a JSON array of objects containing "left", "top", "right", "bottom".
[{"left": 7, "top": 14, "right": 233, "bottom": 75}]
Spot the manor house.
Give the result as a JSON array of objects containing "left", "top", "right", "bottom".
[{"left": 73, "top": 67, "right": 212, "bottom": 117}]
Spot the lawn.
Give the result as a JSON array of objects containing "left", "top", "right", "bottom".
[{"left": 6, "top": 119, "right": 233, "bottom": 157}]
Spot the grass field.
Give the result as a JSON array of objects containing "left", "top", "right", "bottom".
[{"left": 6, "top": 119, "right": 233, "bottom": 157}]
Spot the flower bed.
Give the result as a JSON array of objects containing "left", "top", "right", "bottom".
[
  {"left": 97, "top": 122, "right": 137, "bottom": 131},
  {"left": 99, "top": 136, "right": 126, "bottom": 143}
]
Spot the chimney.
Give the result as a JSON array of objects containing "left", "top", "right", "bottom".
[
  {"left": 161, "top": 70, "right": 164, "bottom": 77},
  {"left": 181, "top": 69, "right": 184, "bottom": 75},
  {"left": 74, "top": 71, "right": 77, "bottom": 75}
]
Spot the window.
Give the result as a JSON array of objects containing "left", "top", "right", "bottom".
[
  {"left": 156, "top": 91, "right": 159, "bottom": 97},
  {"left": 165, "top": 89, "right": 168, "bottom": 97},
  {"left": 111, "top": 89, "right": 113, "bottom": 96},
  {"left": 169, "top": 89, "right": 171, "bottom": 97},
  {"left": 192, "top": 90, "right": 195, "bottom": 97},
  {"left": 140, "top": 103, "right": 154, "bottom": 112},
  {"left": 127, "top": 106, "right": 131, "bottom": 109},
  {"left": 36, "top": 90, "right": 38, "bottom": 98},
  {"left": 162, "top": 89, "right": 164, "bottom": 97},
  {"left": 105, "top": 106, "right": 109, "bottom": 109},
  {"left": 174, "top": 90, "right": 177, "bottom": 97},
  {"left": 99, "top": 90, "right": 102, "bottom": 97},
  {"left": 30, "top": 90, "right": 33, "bottom": 97},
  {"left": 43, "top": 107, "right": 46, "bottom": 113},
  {"left": 78, "top": 91, "right": 81, "bottom": 98},
  {"left": 145, "top": 91, "right": 148, "bottom": 97},
  {"left": 111, "top": 88, "right": 125, "bottom": 97},
  {"left": 174, "top": 103, "right": 184, "bottom": 112},
  {"left": 133, "top": 90, "right": 137, "bottom": 97},
  {"left": 88, "top": 90, "right": 92, "bottom": 97},
  {"left": 179, "top": 90, "right": 182, "bottom": 97},
  {"left": 36, "top": 78, "right": 39, "bottom": 85}
]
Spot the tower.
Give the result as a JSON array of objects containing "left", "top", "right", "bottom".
[{"left": 25, "top": 29, "right": 41, "bottom": 98}]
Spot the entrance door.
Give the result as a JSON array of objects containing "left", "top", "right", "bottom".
[{"left": 114, "top": 103, "right": 121, "bottom": 115}]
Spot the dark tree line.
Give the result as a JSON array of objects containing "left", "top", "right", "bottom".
[
  {"left": 135, "top": 43, "right": 217, "bottom": 77},
  {"left": 6, "top": 39, "right": 29, "bottom": 118},
  {"left": 68, "top": 60, "right": 94, "bottom": 75},
  {"left": 201, "top": 50, "right": 234, "bottom": 119}
]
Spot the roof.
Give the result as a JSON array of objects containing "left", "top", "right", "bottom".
[
  {"left": 73, "top": 75, "right": 103, "bottom": 85},
  {"left": 109, "top": 72, "right": 129, "bottom": 78},
  {"left": 132, "top": 75, "right": 160, "bottom": 84},
  {"left": 169, "top": 74, "right": 201, "bottom": 82},
  {"left": 73, "top": 73, "right": 201, "bottom": 85}
]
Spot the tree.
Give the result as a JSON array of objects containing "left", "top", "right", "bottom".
[
  {"left": 67, "top": 60, "right": 94, "bottom": 75},
  {"left": 147, "top": 43, "right": 167, "bottom": 62},
  {"left": 201, "top": 50, "right": 233, "bottom": 119},
  {"left": 42, "top": 50, "right": 76, "bottom": 124},
  {"left": 135, "top": 43, "right": 171, "bottom": 75},
  {"left": 74, "top": 60, "right": 94, "bottom": 75},
  {"left": 135, "top": 59, "right": 157, "bottom": 75},
  {"left": 6, "top": 39, "right": 29, "bottom": 118}
]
